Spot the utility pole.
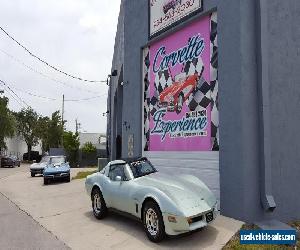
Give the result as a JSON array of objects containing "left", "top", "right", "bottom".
[
  {"left": 75, "top": 119, "right": 81, "bottom": 134},
  {"left": 61, "top": 94, "right": 65, "bottom": 147}
]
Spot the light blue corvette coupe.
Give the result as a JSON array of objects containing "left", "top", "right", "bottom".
[
  {"left": 85, "top": 157, "right": 217, "bottom": 242},
  {"left": 43, "top": 156, "right": 70, "bottom": 185}
]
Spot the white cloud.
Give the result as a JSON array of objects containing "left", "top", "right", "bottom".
[
  {"left": 0, "top": 0, "right": 121, "bottom": 133},
  {"left": 79, "top": 13, "right": 102, "bottom": 30}
]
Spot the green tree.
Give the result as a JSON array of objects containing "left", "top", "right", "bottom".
[
  {"left": 37, "top": 111, "right": 63, "bottom": 153},
  {"left": 37, "top": 115, "right": 50, "bottom": 153},
  {"left": 48, "top": 111, "right": 63, "bottom": 148},
  {"left": 14, "top": 108, "right": 39, "bottom": 160},
  {"left": 0, "top": 96, "right": 15, "bottom": 152},
  {"left": 63, "top": 131, "right": 80, "bottom": 167},
  {"left": 81, "top": 142, "right": 97, "bottom": 154}
]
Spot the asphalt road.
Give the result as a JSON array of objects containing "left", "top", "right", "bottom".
[
  {"left": 0, "top": 164, "right": 69, "bottom": 250},
  {"left": 0, "top": 193, "right": 69, "bottom": 250}
]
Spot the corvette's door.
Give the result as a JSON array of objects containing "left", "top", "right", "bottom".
[
  {"left": 107, "top": 164, "right": 135, "bottom": 214},
  {"left": 99, "top": 173, "right": 113, "bottom": 207}
]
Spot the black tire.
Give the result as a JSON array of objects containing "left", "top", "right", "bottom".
[
  {"left": 143, "top": 201, "right": 166, "bottom": 242},
  {"left": 91, "top": 188, "right": 107, "bottom": 219},
  {"left": 66, "top": 175, "right": 71, "bottom": 182},
  {"left": 31, "top": 172, "right": 35, "bottom": 177},
  {"left": 44, "top": 178, "right": 49, "bottom": 185}
]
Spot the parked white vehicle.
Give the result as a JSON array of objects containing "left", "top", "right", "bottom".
[
  {"left": 85, "top": 157, "right": 217, "bottom": 242},
  {"left": 30, "top": 156, "right": 50, "bottom": 177},
  {"left": 30, "top": 156, "right": 65, "bottom": 177}
]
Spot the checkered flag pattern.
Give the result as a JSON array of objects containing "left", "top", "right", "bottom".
[
  {"left": 187, "top": 77, "right": 211, "bottom": 112},
  {"left": 210, "top": 12, "right": 219, "bottom": 150},
  {"left": 154, "top": 68, "right": 173, "bottom": 95},
  {"left": 143, "top": 47, "right": 150, "bottom": 151},
  {"left": 181, "top": 57, "right": 213, "bottom": 111}
]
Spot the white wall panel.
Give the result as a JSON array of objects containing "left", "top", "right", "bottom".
[{"left": 143, "top": 151, "right": 220, "bottom": 207}]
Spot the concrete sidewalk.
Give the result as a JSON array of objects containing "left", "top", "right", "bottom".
[
  {"left": 0, "top": 193, "right": 69, "bottom": 250},
  {"left": 0, "top": 165, "right": 243, "bottom": 250}
]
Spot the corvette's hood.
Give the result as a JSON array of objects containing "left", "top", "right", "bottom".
[
  {"left": 134, "top": 172, "right": 216, "bottom": 213},
  {"left": 44, "top": 163, "right": 70, "bottom": 174},
  {"left": 30, "top": 162, "right": 47, "bottom": 170}
]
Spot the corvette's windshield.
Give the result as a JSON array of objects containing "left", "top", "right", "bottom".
[
  {"left": 130, "top": 159, "right": 157, "bottom": 178},
  {"left": 40, "top": 156, "right": 50, "bottom": 163},
  {"left": 50, "top": 157, "right": 65, "bottom": 164}
]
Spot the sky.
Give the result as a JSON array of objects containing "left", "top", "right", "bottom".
[{"left": 0, "top": 0, "right": 121, "bottom": 133}]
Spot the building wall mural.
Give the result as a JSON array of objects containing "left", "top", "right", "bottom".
[{"left": 143, "top": 12, "right": 218, "bottom": 151}]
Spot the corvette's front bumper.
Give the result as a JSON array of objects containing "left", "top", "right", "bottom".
[
  {"left": 162, "top": 204, "right": 218, "bottom": 236},
  {"left": 44, "top": 172, "right": 70, "bottom": 179}
]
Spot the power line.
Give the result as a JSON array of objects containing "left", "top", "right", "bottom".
[
  {"left": 0, "top": 49, "right": 103, "bottom": 94},
  {"left": 0, "top": 26, "right": 107, "bottom": 83},
  {"left": 2, "top": 85, "right": 26, "bottom": 108},
  {"left": 0, "top": 79, "right": 29, "bottom": 107},
  {"left": 9, "top": 85, "right": 57, "bottom": 101},
  {"left": 65, "top": 95, "right": 106, "bottom": 102},
  {"left": 4, "top": 80, "right": 107, "bottom": 102},
  {"left": 1, "top": 78, "right": 51, "bottom": 118}
]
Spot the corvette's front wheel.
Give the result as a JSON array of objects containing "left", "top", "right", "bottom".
[
  {"left": 143, "top": 201, "right": 166, "bottom": 242},
  {"left": 92, "top": 188, "right": 107, "bottom": 219}
]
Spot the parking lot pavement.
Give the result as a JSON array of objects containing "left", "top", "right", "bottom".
[
  {"left": 0, "top": 164, "right": 243, "bottom": 250},
  {"left": 0, "top": 162, "right": 28, "bottom": 179}
]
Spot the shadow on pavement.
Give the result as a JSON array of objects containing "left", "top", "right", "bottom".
[{"left": 83, "top": 210, "right": 218, "bottom": 249}]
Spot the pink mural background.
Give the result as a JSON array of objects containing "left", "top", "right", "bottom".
[{"left": 149, "top": 16, "right": 211, "bottom": 151}]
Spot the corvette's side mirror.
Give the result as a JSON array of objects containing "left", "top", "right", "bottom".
[{"left": 115, "top": 176, "right": 122, "bottom": 182}]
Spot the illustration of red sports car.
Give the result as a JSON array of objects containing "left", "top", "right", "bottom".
[
  {"left": 159, "top": 73, "right": 199, "bottom": 113},
  {"left": 163, "top": 0, "right": 182, "bottom": 14}
]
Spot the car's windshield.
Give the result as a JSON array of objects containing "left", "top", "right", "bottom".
[
  {"left": 50, "top": 157, "right": 65, "bottom": 164},
  {"left": 41, "top": 156, "right": 50, "bottom": 163},
  {"left": 130, "top": 159, "right": 157, "bottom": 178}
]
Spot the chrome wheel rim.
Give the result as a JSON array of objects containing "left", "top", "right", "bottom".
[
  {"left": 93, "top": 193, "right": 101, "bottom": 213},
  {"left": 145, "top": 208, "right": 159, "bottom": 236}
]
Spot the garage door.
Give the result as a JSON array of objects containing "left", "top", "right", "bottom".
[{"left": 143, "top": 151, "right": 220, "bottom": 207}]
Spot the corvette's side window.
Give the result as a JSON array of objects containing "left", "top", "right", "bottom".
[{"left": 108, "top": 164, "right": 127, "bottom": 181}]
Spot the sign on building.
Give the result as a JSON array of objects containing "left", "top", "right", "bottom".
[
  {"left": 143, "top": 13, "right": 219, "bottom": 151},
  {"left": 150, "top": 0, "right": 203, "bottom": 37}
]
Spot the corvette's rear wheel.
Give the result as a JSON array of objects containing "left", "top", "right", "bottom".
[
  {"left": 143, "top": 201, "right": 165, "bottom": 242},
  {"left": 92, "top": 188, "right": 107, "bottom": 219}
]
